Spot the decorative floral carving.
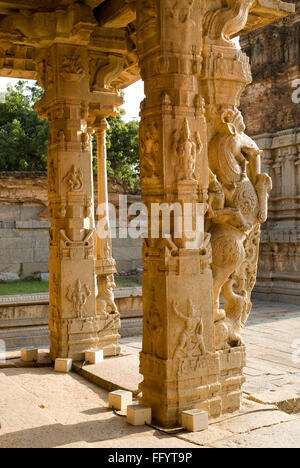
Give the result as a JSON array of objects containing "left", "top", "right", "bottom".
[{"left": 60, "top": 51, "right": 85, "bottom": 82}]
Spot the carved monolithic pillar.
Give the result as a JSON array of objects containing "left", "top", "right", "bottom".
[
  {"left": 136, "top": 0, "right": 278, "bottom": 427},
  {"left": 33, "top": 5, "right": 123, "bottom": 361}
]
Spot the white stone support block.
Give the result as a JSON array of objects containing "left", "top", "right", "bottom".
[
  {"left": 109, "top": 390, "right": 133, "bottom": 411},
  {"left": 181, "top": 409, "right": 208, "bottom": 432},
  {"left": 21, "top": 347, "right": 38, "bottom": 362},
  {"left": 55, "top": 358, "right": 73, "bottom": 373},
  {"left": 85, "top": 350, "right": 104, "bottom": 365},
  {"left": 127, "top": 405, "right": 152, "bottom": 426}
]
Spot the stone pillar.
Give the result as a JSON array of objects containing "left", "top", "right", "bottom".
[
  {"left": 35, "top": 37, "right": 124, "bottom": 360},
  {"left": 136, "top": 0, "right": 273, "bottom": 427},
  {"left": 35, "top": 43, "right": 100, "bottom": 361},
  {"left": 93, "top": 117, "right": 121, "bottom": 357},
  {"left": 136, "top": 0, "right": 214, "bottom": 427}
]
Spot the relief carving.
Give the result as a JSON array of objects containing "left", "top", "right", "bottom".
[
  {"left": 140, "top": 122, "right": 160, "bottom": 183},
  {"left": 60, "top": 51, "right": 85, "bottom": 82},
  {"left": 63, "top": 165, "right": 83, "bottom": 192},
  {"left": 174, "top": 118, "right": 203, "bottom": 181},
  {"left": 173, "top": 300, "right": 206, "bottom": 358},
  {"left": 66, "top": 280, "right": 91, "bottom": 318},
  {"left": 207, "top": 107, "right": 272, "bottom": 350},
  {"left": 97, "top": 274, "right": 119, "bottom": 316}
]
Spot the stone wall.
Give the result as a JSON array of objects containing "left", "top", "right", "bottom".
[
  {"left": 0, "top": 172, "right": 143, "bottom": 278},
  {"left": 240, "top": 1, "right": 300, "bottom": 304}
]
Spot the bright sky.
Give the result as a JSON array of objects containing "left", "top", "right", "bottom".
[{"left": 0, "top": 36, "right": 239, "bottom": 122}]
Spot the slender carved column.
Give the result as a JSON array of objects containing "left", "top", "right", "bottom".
[{"left": 93, "top": 117, "right": 121, "bottom": 356}]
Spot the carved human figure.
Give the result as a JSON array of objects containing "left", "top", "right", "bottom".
[
  {"left": 100, "top": 274, "right": 118, "bottom": 315},
  {"left": 207, "top": 107, "right": 272, "bottom": 349},
  {"left": 63, "top": 165, "right": 83, "bottom": 192},
  {"left": 140, "top": 122, "right": 160, "bottom": 182},
  {"left": 66, "top": 280, "right": 91, "bottom": 319},
  {"left": 173, "top": 300, "right": 206, "bottom": 358},
  {"left": 175, "top": 118, "right": 202, "bottom": 181}
]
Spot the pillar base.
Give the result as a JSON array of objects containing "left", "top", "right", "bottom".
[{"left": 139, "top": 346, "right": 246, "bottom": 428}]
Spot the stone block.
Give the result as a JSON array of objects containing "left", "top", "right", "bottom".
[
  {"left": 127, "top": 405, "right": 152, "bottom": 426},
  {"left": 181, "top": 409, "right": 208, "bottom": 432},
  {"left": 21, "top": 347, "right": 38, "bottom": 362},
  {"left": 109, "top": 390, "right": 133, "bottom": 411},
  {"left": 55, "top": 358, "right": 72, "bottom": 373},
  {"left": 85, "top": 350, "right": 104, "bottom": 364},
  {"left": 0, "top": 272, "right": 20, "bottom": 283}
]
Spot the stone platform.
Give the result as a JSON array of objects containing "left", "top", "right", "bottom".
[
  {"left": 0, "top": 300, "right": 299, "bottom": 447},
  {"left": 73, "top": 300, "right": 300, "bottom": 414},
  {"left": 0, "top": 287, "right": 143, "bottom": 350}
]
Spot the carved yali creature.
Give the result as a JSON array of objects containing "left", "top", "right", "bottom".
[
  {"left": 207, "top": 107, "right": 272, "bottom": 350},
  {"left": 173, "top": 300, "right": 206, "bottom": 358}
]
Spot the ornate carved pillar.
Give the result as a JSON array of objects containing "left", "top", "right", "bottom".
[
  {"left": 35, "top": 39, "right": 124, "bottom": 360},
  {"left": 36, "top": 43, "right": 99, "bottom": 360},
  {"left": 136, "top": 0, "right": 213, "bottom": 427},
  {"left": 136, "top": 0, "right": 274, "bottom": 427}
]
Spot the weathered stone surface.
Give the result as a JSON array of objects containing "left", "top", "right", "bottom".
[
  {"left": 0, "top": 272, "right": 20, "bottom": 283},
  {"left": 240, "top": 0, "right": 300, "bottom": 304}
]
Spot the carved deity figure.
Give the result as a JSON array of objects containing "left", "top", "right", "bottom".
[
  {"left": 63, "top": 165, "right": 83, "bottom": 192},
  {"left": 175, "top": 118, "right": 202, "bottom": 181},
  {"left": 173, "top": 300, "right": 206, "bottom": 358},
  {"left": 207, "top": 107, "right": 272, "bottom": 350},
  {"left": 66, "top": 280, "right": 91, "bottom": 318},
  {"left": 140, "top": 122, "right": 160, "bottom": 182}
]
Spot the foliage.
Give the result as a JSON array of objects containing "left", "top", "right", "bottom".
[
  {"left": 0, "top": 80, "right": 140, "bottom": 188},
  {"left": 0, "top": 81, "right": 49, "bottom": 171},
  {"left": 93, "top": 110, "right": 140, "bottom": 189}
]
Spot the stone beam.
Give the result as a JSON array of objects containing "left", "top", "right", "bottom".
[
  {"left": 241, "top": 0, "right": 295, "bottom": 34},
  {"left": 95, "top": 0, "right": 136, "bottom": 28}
]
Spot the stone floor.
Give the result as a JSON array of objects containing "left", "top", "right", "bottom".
[{"left": 0, "top": 300, "right": 299, "bottom": 448}]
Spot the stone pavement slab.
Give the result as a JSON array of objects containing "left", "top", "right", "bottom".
[{"left": 73, "top": 354, "right": 143, "bottom": 397}]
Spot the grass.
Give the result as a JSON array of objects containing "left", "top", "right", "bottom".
[
  {"left": 0, "top": 277, "right": 139, "bottom": 296},
  {"left": 0, "top": 280, "right": 49, "bottom": 296},
  {"left": 115, "top": 277, "right": 140, "bottom": 288}
]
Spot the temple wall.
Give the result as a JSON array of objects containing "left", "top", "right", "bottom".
[
  {"left": 240, "top": 1, "right": 300, "bottom": 304},
  {"left": 0, "top": 172, "right": 143, "bottom": 278}
]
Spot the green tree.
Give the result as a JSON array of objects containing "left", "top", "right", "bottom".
[{"left": 0, "top": 80, "right": 49, "bottom": 171}]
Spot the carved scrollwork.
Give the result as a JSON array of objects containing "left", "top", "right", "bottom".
[{"left": 90, "top": 54, "right": 125, "bottom": 92}]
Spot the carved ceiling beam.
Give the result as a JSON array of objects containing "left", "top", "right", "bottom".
[
  {"left": 94, "top": 0, "right": 136, "bottom": 28},
  {"left": 241, "top": 0, "right": 295, "bottom": 34}
]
